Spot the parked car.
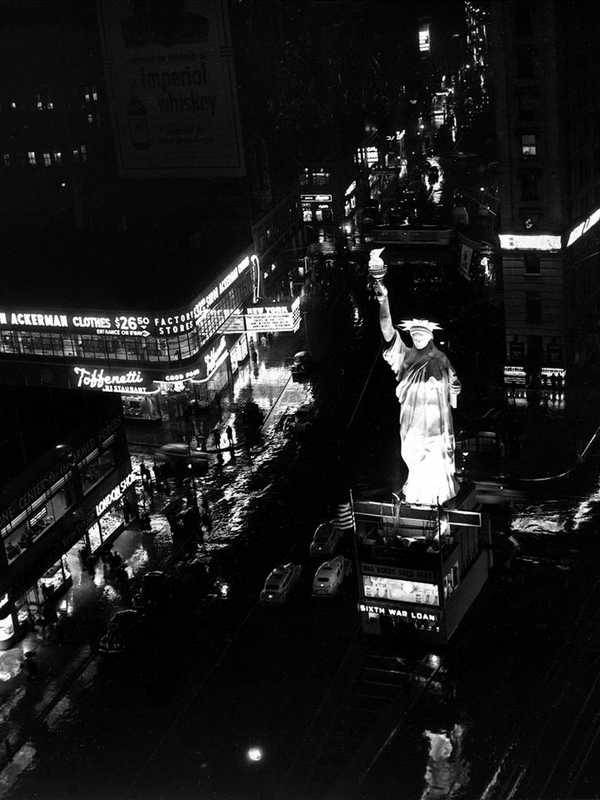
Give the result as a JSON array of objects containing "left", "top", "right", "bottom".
[
  {"left": 260, "top": 563, "right": 302, "bottom": 605},
  {"left": 291, "top": 351, "right": 314, "bottom": 381},
  {"left": 309, "top": 521, "right": 343, "bottom": 558},
  {"left": 154, "top": 443, "right": 210, "bottom": 478},
  {"left": 312, "top": 556, "right": 348, "bottom": 598},
  {"left": 134, "top": 571, "right": 172, "bottom": 614},
  {"left": 98, "top": 609, "right": 144, "bottom": 655}
]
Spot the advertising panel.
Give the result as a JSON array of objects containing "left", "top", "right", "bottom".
[
  {"left": 223, "top": 297, "right": 301, "bottom": 334},
  {"left": 72, "top": 366, "right": 158, "bottom": 395},
  {"left": 99, "top": 0, "right": 244, "bottom": 178},
  {"left": 358, "top": 602, "right": 440, "bottom": 629},
  {"left": 0, "top": 254, "right": 254, "bottom": 338},
  {"left": 363, "top": 575, "right": 439, "bottom": 606}
]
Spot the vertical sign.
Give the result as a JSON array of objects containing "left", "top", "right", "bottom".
[
  {"left": 99, "top": 0, "right": 245, "bottom": 178},
  {"left": 459, "top": 244, "right": 473, "bottom": 280}
]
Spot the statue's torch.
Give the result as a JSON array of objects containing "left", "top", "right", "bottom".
[{"left": 368, "top": 248, "right": 387, "bottom": 292}]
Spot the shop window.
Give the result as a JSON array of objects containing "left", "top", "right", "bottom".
[
  {"left": 3, "top": 482, "right": 73, "bottom": 563},
  {"left": 524, "top": 252, "right": 540, "bottom": 274},
  {"left": 521, "top": 134, "right": 537, "bottom": 157},
  {"left": 27, "top": 151, "right": 36, "bottom": 166},
  {"left": 526, "top": 291, "right": 542, "bottom": 323},
  {"left": 2, "top": 153, "right": 10, "bottom": 167},
  {"left": 42, "top": 152, "right": 51, "bottom": 167},
  {"left": 81, "top": 448, "right": 116, "bottom": 493},
  {"left": 98, "top": 501, "right": 125, "bottom": 541},
  {"left": 53, "top": 150, "right": 62, "bottom": 164},
  {"left": 87, "top": 521, "right": 103, "bottom": 553},
  {"left": 38, "top": 557, "right": 70, "bottom": 603}
]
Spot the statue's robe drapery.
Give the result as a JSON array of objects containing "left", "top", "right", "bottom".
[{"left": 383, "top": 330, "right": 461, "bottom": 506}]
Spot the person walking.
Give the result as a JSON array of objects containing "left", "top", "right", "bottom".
[{"left": 226, "top": 425, "right": 234, "bottom": 449}]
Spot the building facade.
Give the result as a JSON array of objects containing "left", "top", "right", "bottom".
[
  {"left": 0, "top": 250, "right": 258, "bottom": 420},
  {"left": 0, "top": 389, "right": 135, "bottom": 649},
  {"left": 489, "top": 0, "right": 567, "bottom": 396}
]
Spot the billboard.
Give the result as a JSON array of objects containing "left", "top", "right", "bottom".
[
  {"left": 363, "top": 575, "right": 439, "bottom": 606},
  {"left": 99, "top": 0, "right": 245, "bottom": 178}
]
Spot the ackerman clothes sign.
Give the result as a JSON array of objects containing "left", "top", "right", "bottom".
[{"left": 99, "top": 0, "right": 245, "bottom": 178}]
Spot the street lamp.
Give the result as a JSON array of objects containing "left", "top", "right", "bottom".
[{"left": 246, "top": 746, "right": 263, "bottom": 763}]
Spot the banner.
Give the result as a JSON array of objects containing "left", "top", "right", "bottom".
[{"left": 99, "top": 0, "right": 245, "bottom": 178}]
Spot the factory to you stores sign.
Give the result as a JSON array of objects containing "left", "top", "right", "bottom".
[{"left": 99, "top": 0, "right": 245, "bottom": 178}]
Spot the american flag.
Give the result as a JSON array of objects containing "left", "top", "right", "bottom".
[{"left": 335, "top": 501, "right": 355, "bottom": 531}]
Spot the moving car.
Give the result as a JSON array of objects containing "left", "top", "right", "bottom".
[
  {"left": 260, "top": 562, "right": 302, "bottom": 605},
  {"left": 312, "top": 555, "right": 347, "bottom": 598},
  {"left": 291, "top": 351, "right": 314, "bottom": 381},
  {"left": 98, "top": 609, "right": 143, "bottom": 655},
  {"left": 154, "top": 443, "right": 210, "bottom": 477},
  {"left": 309, "top": 521, "right": 343, "bottom": 558}
]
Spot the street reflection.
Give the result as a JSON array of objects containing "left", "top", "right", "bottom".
[{"left": 420, "top": 724, "right": 469, "bottom": 799}]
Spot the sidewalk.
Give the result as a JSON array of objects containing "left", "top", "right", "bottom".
[{"left": 0, "top": 337, "right": 313, "bottom": 773}]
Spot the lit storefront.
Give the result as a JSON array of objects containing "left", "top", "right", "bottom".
[
  {"left": 0, "top": 252, "right": 259, "bottom": 417},
  {"left": 301, "top": 193, "right": 334, "bottom": 223},
  {"left": 0, "top": 390, "right": 135, "bottom": 648}
]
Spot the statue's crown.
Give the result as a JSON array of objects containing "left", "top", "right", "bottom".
[{"left": 399, "top": 318, "right": 442, "bottom": 334}]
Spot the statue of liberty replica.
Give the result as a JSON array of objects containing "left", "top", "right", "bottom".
[{"left": 370, "top": 249, "right": 461, "bottom": 506}]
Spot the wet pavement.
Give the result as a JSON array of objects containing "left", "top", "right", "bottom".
[{"left": 4, "top": 250, "right": 600, "bottom": 799}]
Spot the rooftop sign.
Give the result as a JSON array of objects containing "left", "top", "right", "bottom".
[{"left": 0, "top": 254, "right": 255, "bottom": 339}]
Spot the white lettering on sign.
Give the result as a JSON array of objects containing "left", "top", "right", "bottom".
[
  {"left": 95, "top": 471, "right": 137, "bottom": 517},
  {"left": 73, "top": 316, "right": 112, "bottom": 329},
  {"left": 358, "top": 603, "right": 438, "bottom": 623},
  {"left": 164, "top": 367, "right": 201, "bottom": 382},
  {"left": 6, "top": 312, "right": 68, "bottom": 328},
  {"left": 73, "top": 366, "right": 146, "bottom": 393},
  {"left": 204, "top": 336, "right": 227, "bottom": 375}
]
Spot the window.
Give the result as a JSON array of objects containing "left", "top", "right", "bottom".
[
  {"left": 35, "top": 94, "right": 43, "bottom": 110},
  {"left": 53, "top": 150, "right": 62, "bottom": 164},
  {"left": 10, "top": 100, "right": 16, "bottom": 110},
  {"left": 2, "top": 154, "right": 10, "bottom": 167},
  {"left": 517, "top": 92, "right": 539, "bottom": 121},
  {"left": 526, "top": 291, "right": 542, "bottom": 324},
  {"left": 47, "top": 101, "right": 54, "bottom": 110},
  {"left": 92, "top": 87, "right": 98, "bottom": 101},
  {"left": 418, "top": 23, "right": 431, "bottom": 53},
  {"left": 520, "top": 171, "right": 539, "bottom": 201},
  {"left": 521, "top": 134, "right": 537, "bottom": 156},
  {"left": 87, "top": 113, "right": 95, "bottom": 125},
  {"left": 517, "top": 46, "right": 535, "bottom": 78},
  {"left": 27, "top": 151, "right": 36, "bottom": 166},
  {"left": 524, "top": 252, "right": 540, "bottom": 274},
  {"left": 42, "top": 152, "right": 51, "bottom": 167}
]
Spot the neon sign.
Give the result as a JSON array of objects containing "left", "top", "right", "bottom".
[
  {"left": 95, "top": 471, "right": 137, "bottom": 517},
  {"left": 204, "top": 336, "right": 227, "bottom": 374},
  {"left": 499, "top": 234, "right": 561, "bottom": 251},
  {"left": 0, "top": 254, "right": 256, "bottom": 339},
  {"left": 73, "top": 366, "right": 152, "bottom": 394},
  {"left": 567, "top": 207, "right": 600, "bottom": 247}
]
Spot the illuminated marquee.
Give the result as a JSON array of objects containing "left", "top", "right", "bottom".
[
  {"left": 95, "top": 471, "right": 137, "bottom": 517},
  {"left": 0, "top": 312, "right": 67, "bottom": 328},
  {"left": 223, "top": 298, "right": 301, "bottom": 334},
  {"left": 499, "top": 234, "right": 561, "bottom": 251},
  {"left": 301, "top": 193, "right": 333, "bottom": 203}
]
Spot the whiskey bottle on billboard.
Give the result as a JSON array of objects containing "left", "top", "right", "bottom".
[{"left": 127, "top": 95, "right": 151, "bottom": 150}]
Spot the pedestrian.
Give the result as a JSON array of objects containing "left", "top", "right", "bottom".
[
  {"left": 226, "top": 425, "right": 234, "bottom": 448},
  {"left": 212, "top": 428, "right": 221, "bottom": 449}
]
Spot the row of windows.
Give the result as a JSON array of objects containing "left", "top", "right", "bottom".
[
  {"left": 3, "top": 145, "right": 87, "bottom": 168},
  {"left": 2, "top": 440, "right": 117, "bottom": 565},
  {"left": 2, "top": 88, "right": 99, "bottom": 114},
  {"left": 0, "top": 274, "right": 252, "bottom": 366}
]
